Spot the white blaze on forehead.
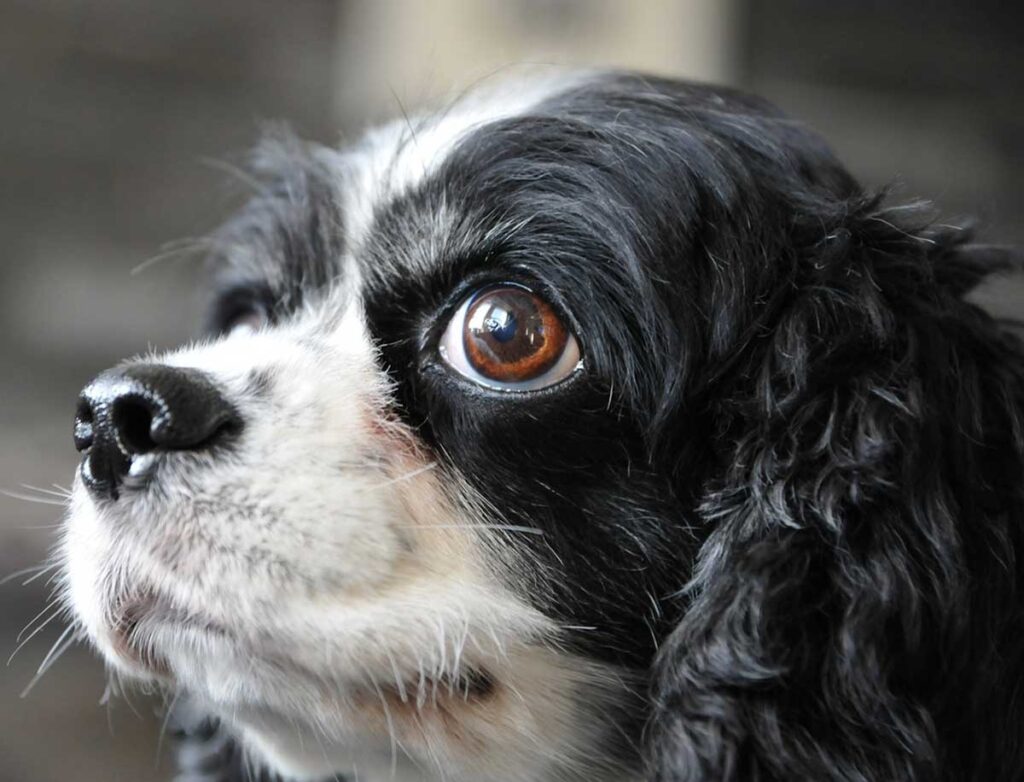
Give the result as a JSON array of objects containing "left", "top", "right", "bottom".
[{"left": 334, "top": 67, "right": 592, "bottom": 255}]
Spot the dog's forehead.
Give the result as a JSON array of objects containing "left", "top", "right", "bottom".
[
  {"left": 339, "top": 69, "right": 595, "bottom": 254},
  {"left": 213, "top": 69, "right": 800, "bottom": 315},
  {"left": 210, "top": 70, "right": 594, "bottom": 309}
]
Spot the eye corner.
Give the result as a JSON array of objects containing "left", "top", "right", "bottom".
[{"left": 208, "top": 283, "right": 275, "bottom": 337}]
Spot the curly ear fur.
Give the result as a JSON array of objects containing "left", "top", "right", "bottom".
[{"left": 650, "top": 199, "right": 1024, "bottom": 782}]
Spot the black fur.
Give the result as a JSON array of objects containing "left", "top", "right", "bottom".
[
  {"left": 195, "top": 73, "right": 1024, "bottom": 781},
  {"left": 169, "top": 699, "right": 283, "bottom": 782}
]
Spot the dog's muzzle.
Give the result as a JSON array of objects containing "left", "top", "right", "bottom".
[{"left": 74, "top": 364, "right": 241, "bottom": 500}]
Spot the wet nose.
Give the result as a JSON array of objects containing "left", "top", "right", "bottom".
[{"left": 74, "top": 364, "right": 241, "bottom": 500}]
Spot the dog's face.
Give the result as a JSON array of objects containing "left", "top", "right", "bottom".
[{"left": 62, "top": 71, "right": 977, "bottom": 781}]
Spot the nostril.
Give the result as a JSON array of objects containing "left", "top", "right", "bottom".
[
  {"left": 112, "top": 397, "right": 157, "bottom": 455},
  {"left": 74, "top": 398, "right": 95, "bottom": 452},
  {"left": 75, "top": 365, "right": 241, "bottom": 500}
]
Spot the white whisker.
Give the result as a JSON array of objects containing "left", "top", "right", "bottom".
[
  {"left": 0, "top": 489, "right": 67, "bottom": 507},
  {"left": 0, "top": 562, "right": 56, "bottom": 587},
  {"left": 398, "top": 523, "right": 545, "bottom": 536},
  {"left": 17, "top": 596, "right": 63, "bottom": 642},
  {"left": 36, "top": 623, "right": 77, "bottom": 674},
  {"left": 23, "top": 562, "right": 61, "bottom": 586},
  {"left": 20, "top": 624, "right": 78, "bottom": 698},
  {"left": 129, "top": 237, "right": 210, "bottom": 276},
  {"left": 366, "top": 462, "right": 437, "bottom": 489},
  {"left": 9, "top": 604, "right": 64, "bottom": 665},
  {"left": 20, "top": 483, "right": 72, "bottom": 499}
]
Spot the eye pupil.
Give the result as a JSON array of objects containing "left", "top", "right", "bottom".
[{"left": 462, "top": 287, "right": 567, "bottom": 382}]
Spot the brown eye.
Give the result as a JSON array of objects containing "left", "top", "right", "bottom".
[
  {"left": 464, "top": 287, "right": 567, "bottom": 381},
  {"left": 439, "top": 284, "right": 582, "bottom": 391}
]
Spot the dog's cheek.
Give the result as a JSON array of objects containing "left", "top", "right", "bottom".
[
  {"left": 154, "top": 321, "right": 411, "bottom": 593},
  {"left": 60, "top": 306, "right": 641, "bottom": 779}
]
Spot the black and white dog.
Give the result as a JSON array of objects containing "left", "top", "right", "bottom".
[{"left": 62, "top": 70, "right": 1024, "bottom": 781}]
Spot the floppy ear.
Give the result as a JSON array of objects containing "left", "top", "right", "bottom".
[{"left": 647, "top": 202, "right": 1024, "bottom": 782}]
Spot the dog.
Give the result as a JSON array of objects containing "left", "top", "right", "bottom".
[{"left": 60, "top": 70, "right": 1024, "bottom": 781}]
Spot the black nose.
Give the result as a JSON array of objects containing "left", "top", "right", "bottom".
[{"left": 74, "top": 365, "right": 241, "bottom": 500}]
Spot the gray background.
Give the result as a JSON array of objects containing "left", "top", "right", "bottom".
[{"left": 1, "top": 1, "right": 1020, "bottom": 779}]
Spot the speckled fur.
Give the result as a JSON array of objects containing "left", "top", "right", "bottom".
[{"left": 60, "top": 70, "right": 1024, "bottom": 781}]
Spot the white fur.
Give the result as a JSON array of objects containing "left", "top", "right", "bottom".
[
  {"left": 334, "top": 67, "right": 590, "bottom": 257},
  {"left": 62, "top": 258, "right": 637, "bottom": 778}
]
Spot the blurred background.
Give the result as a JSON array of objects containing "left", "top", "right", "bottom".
[{"left": 0, "top": 1, "right": 1020, "bottom": 779}]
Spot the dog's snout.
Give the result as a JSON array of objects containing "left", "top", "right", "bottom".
[{"left": 74, "top": 364, "right": 241, "bottom": 500}]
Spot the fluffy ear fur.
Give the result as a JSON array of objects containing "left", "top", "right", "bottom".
[{"left": 648, "top": 200, "right": 1024, "bottom": 782}]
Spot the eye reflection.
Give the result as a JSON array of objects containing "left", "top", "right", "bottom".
[{"left": 439, "top": 284, "right": 582, "bottom": 392}]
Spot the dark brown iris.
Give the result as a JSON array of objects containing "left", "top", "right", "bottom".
[{"left": 462, "top": 287, "right": 568, "bottom": 382}]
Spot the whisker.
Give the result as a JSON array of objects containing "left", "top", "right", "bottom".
[
  {"left": 9, "top": 605, "right": 64, "bottom": 665},
  {"left": 0, "top": 562, "right": 56, "bottom": 587},
  {"left": 129, "top": 237, "right": 211, "bottom": 276},
  {"left": 20, "top": 624, "right": 78, "bottom": 698},
  {"left": 20, "top": 483, "right": 72, "bottom": 499},
  {"left": 0, "top": 489, "right": 67, "bottom": 507},
  {"left": 17, "top": 596, "right": 63, "bottom": 642},
  {"left": 103, "top": 680, "right": 116, "bottom": 736},
  {"left": 199, "top": 156, "right": 268, "bottom": 195},
  {"left": 397, "top": 523, "right": 545, "bottom": 536},
  {"left": 22, "top": 562, "right": 61, "bottom": 586},
  {"left": 365, "top": 462, "right": 437, "bottom": 489},
  {"left": 334, "top": 457, "right": 388, "bottom": 473},
  {"left": 100, "top": 678, "right": 116, "bottom": 706},
  {"left": 388, "top": 84, "right": 423, "bottom": 170},
  {"left": 36, "top": 624, "right": 77, "bottom": 674}
]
